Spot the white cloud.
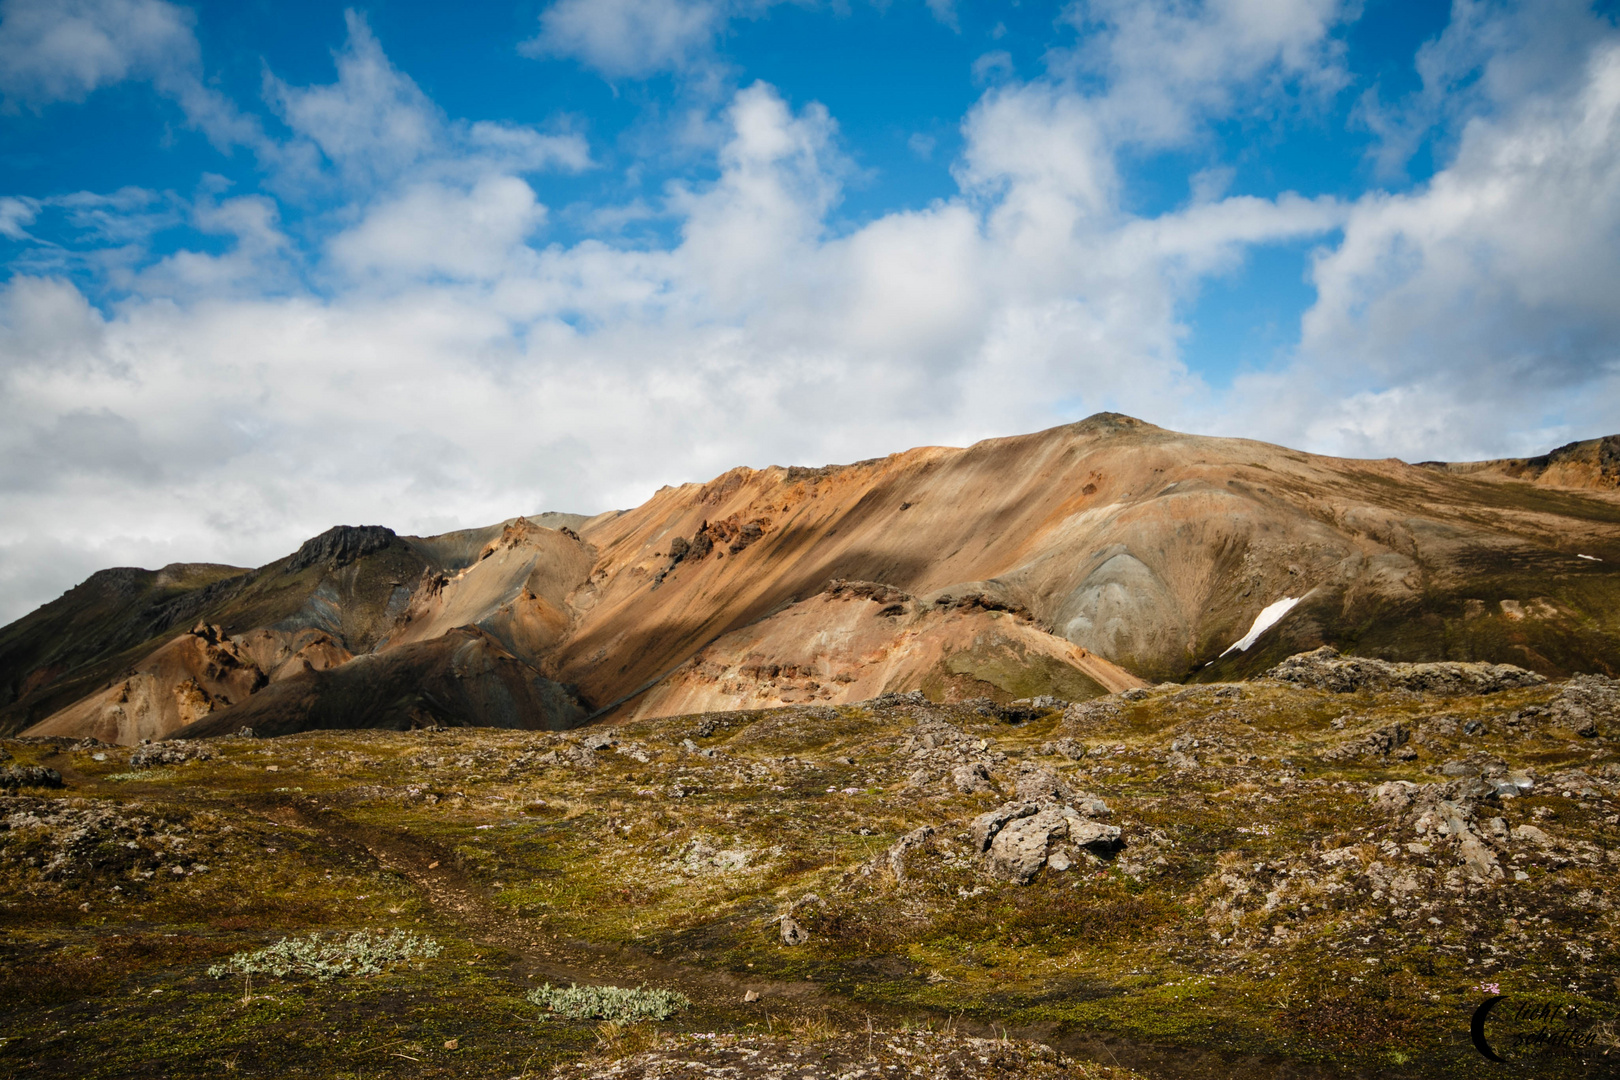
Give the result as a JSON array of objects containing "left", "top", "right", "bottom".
[
  {"left": 265, "top": 11, "right": 442, "bottom": 188},
  {"left": 1056, "top": 0, "right": 1353, "bottom": 145},
  {"left": 265, "top": 14, "right": 592, "bottom": 197},
  {"left": 0, "top": 0, "right": 264, "bottom": 152},
  {"left": 521, "top": 0, "right": 724, "bottom": 78},
  {"left": 0, "top": 0, "right": 195, "bottom": 107},
  {"left": 125, "top": 193, "right": 291, "bottom": 297},
  {"left": 1358, "top": 0, "right": 1607, "bottom": 179},
  {"left": 1235, "top": 26, "right": 1620, "bottom": 460},
  {"left": 3, "top": 1, "right": 1617, "bottom": 629},
  {"left": 330, "top": 176, "right": 547, "bottom": 283},
  {"left": 0, "top": 196, "right": 38, "bottom": 240},
  {"left": 521, "top": 0, "right": 964, "bottom": 80}
]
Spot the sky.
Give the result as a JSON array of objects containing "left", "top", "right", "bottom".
[{"left": 1, "top": 0, "right": 1619, "bottom": 624}]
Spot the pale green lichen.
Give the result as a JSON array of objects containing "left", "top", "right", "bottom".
[
  {"left": 207, "top": 929, "right": 441, "bottom": 981},
  {"left": 527, "top": 982, "right": 691, "bottom": 1022}
]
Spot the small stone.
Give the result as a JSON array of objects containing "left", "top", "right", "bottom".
[
  {"left": 444, "top": 1038, "right": 459, "bottom": 1051},
  {"left": 744, "top": 989, "right": 760, "bottom": 1002},
  {"left": 1047, "top": 851, "right": 1072, "bottom": 872},
  {"left": 779, "top": 916, "right": 809, "bottom": 946}
]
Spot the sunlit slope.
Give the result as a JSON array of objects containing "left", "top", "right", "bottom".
[
  {"left": 7, "top": 413, "right": 1619, "bottom": 742},
  {"left": 558, "top": 414, "right": 1620, "bottom": 708}
]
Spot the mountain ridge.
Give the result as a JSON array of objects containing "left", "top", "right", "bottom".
[{"left": 6, "top": 414, "right": 1619, "bottom": 744}]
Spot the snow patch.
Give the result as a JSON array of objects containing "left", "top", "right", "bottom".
[
  {"left": 1577, "top": 554, "right": 1601, "bottom": 561},
  {"left": 1221, "top": 597, "right": 1302, "bottom": 657}
]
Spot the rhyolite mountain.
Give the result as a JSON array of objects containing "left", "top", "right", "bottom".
[{"left": 4, "top": 414, "right": 1618, "bottom": 744}]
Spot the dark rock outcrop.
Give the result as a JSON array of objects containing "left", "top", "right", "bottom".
[
  {"left": 287, "top": 525, "right": 397, "bottom": 572},
  {"left": 1266, "top": 647, "right": 1545, "bottom": 695}
]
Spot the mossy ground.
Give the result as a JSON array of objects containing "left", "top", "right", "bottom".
[{"left": 1, "top": 678, "right": 1616, "bottom": 1077}]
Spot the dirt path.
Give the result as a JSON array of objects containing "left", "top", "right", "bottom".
[
  {"left": 264, "top": 798, "right": 1360, "bottom": 1080},
  {"left": 268, "top": 797, "right": 832, "bottom": 1016},
  {"left": 44, "top": 760, "right": 1380, "bottom": 1080}
]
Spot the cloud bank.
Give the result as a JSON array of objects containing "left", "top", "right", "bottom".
[{"left": 0, "top": 0, "right": 1617, "bottom": 624}]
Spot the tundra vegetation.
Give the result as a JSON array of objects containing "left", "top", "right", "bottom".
[{"left": 0, "top": 655, "right": 1616, "bottom": 1078}]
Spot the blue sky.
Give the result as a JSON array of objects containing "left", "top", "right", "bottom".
[{"left": 1, "top": 0, "right": 1619, "bottom": 622}]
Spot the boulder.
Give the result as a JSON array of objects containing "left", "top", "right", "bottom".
[
  {"left": 977, "top": 799, "right": 1123, "bottom": 883},
  {"left": 988, "top": 807, "right": 1070, "bottom": 883},
  {"left": 951, "top": 763, "right": 995, "bottom": 795},
  {"left": 970, "top": 801, "right": 1039, "bottom": 852},
  {"left": 1013, "top": 762, "right": 1073, "bottom": 803}
]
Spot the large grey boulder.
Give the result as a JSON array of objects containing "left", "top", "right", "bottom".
[{"left": 975, "top": 799, "right": 1123, "bottom": 884}]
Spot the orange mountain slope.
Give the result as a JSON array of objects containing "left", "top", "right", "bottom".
[{"left": 7, "top": 414, "right": 1619, "bottom": 743}]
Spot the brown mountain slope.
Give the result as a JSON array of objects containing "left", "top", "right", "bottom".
[
  {"left": 0, "top": 522, "right": 566, "bottom": 738},
  {"left": 21, "top": 623, "right": 354, "bottom": 745},
  {"left": 172, "top": 626, "right": 585, "bottom": 738},
  {"left": 1424, "top": 433, "right": 1620, "bottom": 490},
  {"left": 9, "top": 414, "right": 1620, "bottom": 743},
  {"left": 545, "top": 414, "right": 1619, "bottom": 713},
  {"left": 627, "top": 579, "right": 1146, "bottom": 719}
]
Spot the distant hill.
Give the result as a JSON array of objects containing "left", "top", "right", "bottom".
[{"left": 5, "top": 414, "right": 1618, "bottom": 743}]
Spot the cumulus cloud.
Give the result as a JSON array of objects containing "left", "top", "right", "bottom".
[
  {"left": 265, "top": 11, "right": 443, "bottom": 188},
  {"left": 266, "top": 13, "right": 590, "bottom": 197},
  {"left": 330, "top": 176, "right": 547, "bottom": 283},
  {"left": 521, "top": 0, "right": 964, "bottom": 80},
  {"left": 521, "top": 0, "right": 725, "bottom": 78},
  {"left": 1, "top": 0, "right": 1616, "bottom": 627},
  {"left": 1055, "top": 0, "right": 1353, "bottom": 145},
  {"left": 0, "top": 0, "right": 195, "bottom": 107},
  {"left": 0, "top": 0, "right": 264, "bottom": 152},
  {"left": 1223, "top": 7, "right": 1620, "bottom": 460}
]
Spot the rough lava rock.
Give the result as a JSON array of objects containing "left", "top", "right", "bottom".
[
  {"left": 1267, "top": 646, "right": 1546, "bottom": 695},
  {"left": 971, "top": 797, "right": 1122, "bottom": 883}
]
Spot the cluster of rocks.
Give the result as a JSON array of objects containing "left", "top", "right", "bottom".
[
  {"left": 971, "top": 803, "right": 1121, "bottom": 883},
  {"left": 1372, "top": 764, "right": 1539, "bottom": 882},
  {"left": 823, "top": 578, "right": 913, "bottom": 617},
  {"left": 1058, "top": 697, "right": 1126, "bottom": 731},
  {"left": 899, "top": 718, "right": 1004, "bottom": 793},
  {"left": 1320, "top": 721, "right": 1416, "bottom": 763},
  {"left": 965, "top": 763, "right": 1120, "bottom": 883},
  {"left": 864, "top": 690, "right": 928, "bottom": 710},
  {"left": 128, "top": 740, "right": 214, "bottom": 768},
  {"left": 962, "top": 696, "right": 1066, "bottom": 724},
  {"left": 1267, "top": 646, "right": 1546, "bottom": 695},
  {"left": 664, "top": 835, "right": 762, "bottom": 878},
  {"left": 549, "top": 1029, "right": 1081, "bottom": 1080},
  {"left": 1551, "top": 673, "right": 1619, "bottom": 738},
  {"left": 0, "top": 797, "right": 207, "bottom": 886},
  {"left": 0, "top": 765, "right": 63, "bottom": 790}
]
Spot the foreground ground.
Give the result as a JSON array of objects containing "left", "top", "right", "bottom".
[{"left": 2, "top": 660, "right": 1617, "bottom": 1078}]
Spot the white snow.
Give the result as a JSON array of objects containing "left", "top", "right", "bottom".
[
  {"left": 1577, "top": 554, "right": 1601, "bottom": 561},
  {"left": 1220, "top": 597, "right": 1302, "bottom": 657}
]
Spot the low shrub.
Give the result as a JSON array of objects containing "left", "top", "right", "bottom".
[
  {"left": 207, "top": 929, "right": 441, "bottom": 981},
  {"left": 528, "top": 982, "right": 691, "bottom": 1022}
]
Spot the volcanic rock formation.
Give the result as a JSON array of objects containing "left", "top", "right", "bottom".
[{"left": 5, "top": 414, "right": 1619, "bottom": 743}]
